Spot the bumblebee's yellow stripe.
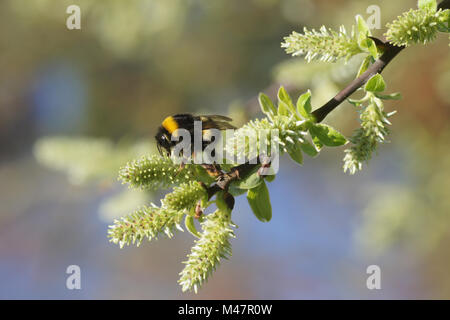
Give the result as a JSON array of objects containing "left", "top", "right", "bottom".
[{"left": 162, "top": 116, "right": 179, "bottom": 134}]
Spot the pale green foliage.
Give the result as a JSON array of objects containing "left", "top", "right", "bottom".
[
  {"left": 355, "top": 187, "right": 425, "bottom": 256},
  {"left": 118, "top": 154, "right": 195, "bottom": 190},
  {"left": 385, "top": 6, "right": 449, "bottom": 46},
  {"left": 178, "top": 208, "right": 235, "bottom": 293},
  {"left": 227, "top": 87, "right": 346, "bottom": 166},
  {"left": 34, "top": 136, "right": 153, "bottom": 185},
  {"left": 99, "top": 189, "right": 152, "bottom": 222},
  {"left": 228, "top": 116, "right": 308, "bottom": 160},
  {"left": 34, "top": 137, "right": 156, "bottom": 221},
  {"left": 273, "top": 55, "right": 363, "bottom": 90},
  {"left": 355, "top": 130, "right": 450, "bottom": 256},
  {"left": 12, "top": 0, "right": 190, "bottom": 57},
  {"left": 108, "top": 204, "right": 184, "bottom": 248},
  {"left": 273, "top": 55, "right": 366, "bottom": 108}
]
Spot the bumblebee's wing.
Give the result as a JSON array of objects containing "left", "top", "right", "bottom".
[
  {"left": 199, "top": 115, "right": 233, "bottom": 122},
  {"left": 198, "top": 115, "right": 236, "bottom": 130}
]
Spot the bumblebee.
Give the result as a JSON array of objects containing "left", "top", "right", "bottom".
[{"left": 155, "top": 114, "right": 235, "bottom": 157}]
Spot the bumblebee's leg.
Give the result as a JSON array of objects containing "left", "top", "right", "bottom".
[
  {"left": 201, "top": 163, "right": 222, "bottom": 178},
  {"left": 194, "top": 201, "right": 203, "bottom": 219}
]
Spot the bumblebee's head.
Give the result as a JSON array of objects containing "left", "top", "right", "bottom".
[{"left": 155, "top": 126, "right": 172, "bottom": 156}]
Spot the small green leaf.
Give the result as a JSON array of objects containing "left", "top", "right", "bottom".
[
  {"left": 194, "top": 166, "right": 216, "bottom": 184},
  {"left": 356, "top": 55, "right": 373, "bottom": 78},
  {"left": 300, "top": 141, "right": 319, "bottom": 157},
  {"left": 312, "top": 135, "right": 324, "bottom": 151},
  {"left": 418, "top": 0, "right": 437, "bottom": 11},
  {"left": 286, "top": 141, "right": 303, "bottom": 165},
  {"left": 247, "top": 181, "right": 272, "bottom": 222},
  {"left": 356, "top": 16, "right": 378, "bottom": 59},
  {"left": 437, "top": 9, "right": 449, "bottom": 32},
  {"left": 185, "top": 215, "right": 201, "bottom": 238},
  {"left": 258, "top": 93, "right": 277, "bottom": 116},
  {"left": 365, "top": 74, "right": 386, "bottom": 92},
  {"left": 437, "top": 20, "right": 449, "bottom": 33},
  {"left": 216, "top": 191, "right": 233, "bottom": 213},
  {"left": 228, "top": 184, "right": 248, "bottom": 196},
  {"left": 233, "top": 169, "right": 263, "bottom": 190},
  {"left": 278, "top": 101, "right": 290, "bottom": 116},
  {"left": 364, "top": 38, "right": 379, "bottom": 59},
  {"left": 375, "top": 92, "right": 402, "bottom": 100},
  {"left": 296, "top": 90, "right": 312, "bottom": 118},
  {"left": 348, "top": 98, "right": 363, "bottom": 107},
  {"left": 277, "top": 86, "right": 296, "bottom": 116},
  {"left": 356, "top": 15, "right": 372, "bottom": 46},
  {"left": 264, "top": 174, "right": 276, "bottom": 182},
  {"left": 309, "top": 123, "right": 347, "bottom": 147}
]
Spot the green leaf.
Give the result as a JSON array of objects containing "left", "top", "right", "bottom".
[
  {"left": 365, "top": 74, "right": 386, "bottom": 92},
  {"left": 277, "top": 86, "right": 296, "bottom": 116},
  {"left": 348, "top": 98, "right": 363, "bottom": 107},
  {"left": 356, "top": 15, "right": 372, "bottom": 46},
  {"left": 228, "top": 184, "right": 248, "bottom": 196},
  {"left": 215, "top": 191, "right": 233, "bottom": 213},
  {"left": 232, "top": 169, "right": 263, "bottom": 190},
  {"left": 264, "top": 174, "right": 276, "bottom": 182},
  {"left": 356, "top": 55, "right": 373, "bottom": 78},
  {"left": 286, "top": 141, "right": 303, "bottom": 165},
  {"left": 437, "top": 18, "right": 450, "bottom": 33},
  {"left": 194, "top": 166, "right": 216, "bottom": 184},
  {"left": 309, "top": 124, "right": 348, "bottom": 147},
  {"left": 296, "top": 90, "right": 312, "bottom": 118},
  {"left": 258, "top": 93, "right": 277, "bottom": 116},
  {"left": 356, "top": 15, "right": 378, "bottom": 59},
  {"left": 246, "top": 181, "right": 272, "bottom": 222},
  {"left": 312, "top": 135, "right": 324, "bottom": 151},
  {"left": 437, "top": 9, "right": 449, "bottom": 32},
  {"left": 300, "top": 141, "right": 319, "bottom": 157},
  {"left": 418, "top": 0, "right": 437, "bottom": 11},
  {"left": 364, "top": 38, "right": 378, "bottom": 59},
  {"left": 278, "top": 101, "right": 290, "bottom": 116},
  {"left": 375, "top": 92, "right": 402, "bottom": 100},
  {"left": 185, "top": 215, "right": 201, "bottom": 238}
]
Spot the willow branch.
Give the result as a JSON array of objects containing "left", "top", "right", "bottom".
[
  {"left": 312, "top": 42, "right": 405, "bottom": 122},
  {"left": 208, "top": 42, "right": 406, "bottom": 196}
]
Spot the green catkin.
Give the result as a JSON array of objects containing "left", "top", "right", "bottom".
[
  {"left": 178, "top": 209, "right": 235, "bottom": 293},
  {"left": 108, "top": 205, "right": 184, "bottom": 248},
  {"left": 385, "top": 8, "right": 449, "bottom": 46},
  {"left": 161, "top": 181, "right": 207, "bottom": 211},
  {"left": 118, "top": 154, "right": 195, "bottom": 190},
  {"left": 282, "top": 25, "right": 363, "bottom": 62}
]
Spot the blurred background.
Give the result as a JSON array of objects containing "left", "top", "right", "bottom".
[{"left": 1, "top": 0, "right": 449, "bottom": 299}]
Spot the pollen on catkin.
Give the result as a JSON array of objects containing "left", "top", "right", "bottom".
[
  {"left": 178, "top": 209, "right": 235, "bottom": 293},
  {"left": 108, "top": 205, "right": 184, "bottom": 248},
  {"left": 161, "top": 181, "right": 207, "bottom": 212},
  {"left": 118, "top": 154, "right": 195, "bottom": 190},
  {"left": 385, "top": 8, "right": 449, "bottom": 46}
]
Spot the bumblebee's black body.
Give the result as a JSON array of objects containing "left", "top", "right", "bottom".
[{"left": 155, "top": 114, "right": 235, "bottom": 156}]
